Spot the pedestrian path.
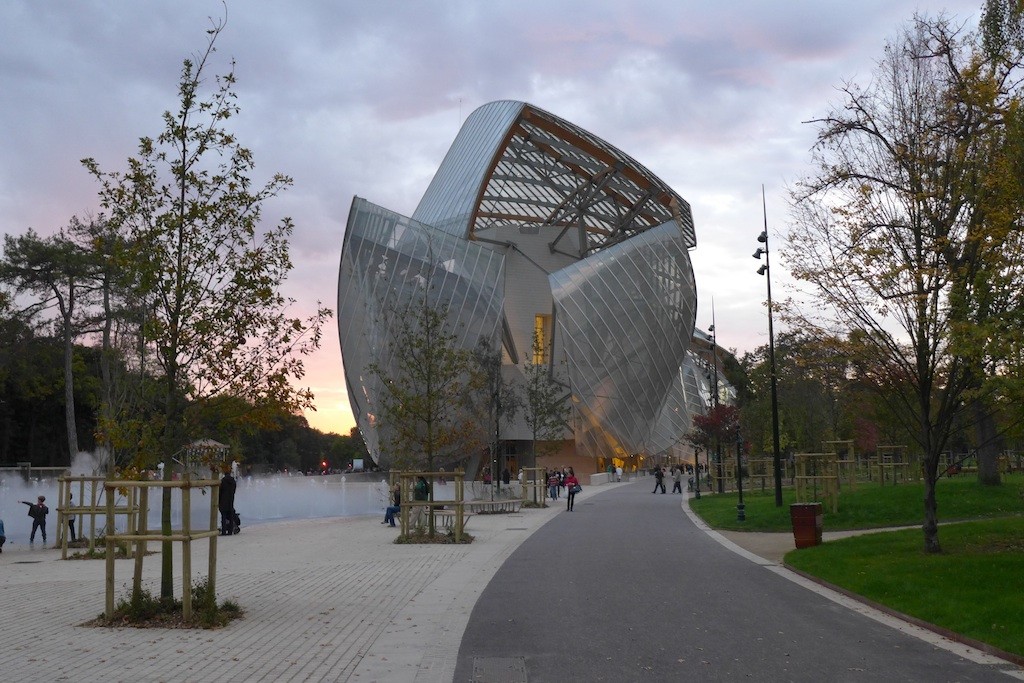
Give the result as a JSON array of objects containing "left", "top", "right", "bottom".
[
  {"left": 0, "top": 501, "right": 562, "bottom": 682},
  {"left": 2, "top": 481, "right": 1021, "bottom": 682},
  {"left": 454, "top": 481, "right": 1024, "bottom": 682}
]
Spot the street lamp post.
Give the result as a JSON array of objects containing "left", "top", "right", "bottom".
[
  {"left": 708, "top": 317, "right": 724, "bottom": 494},
  {"left": 753, "top": 188, "right": 784, "bottom": 507},
  {"left": 735, "top": 433, "right": 746, "bottom": 522},
  {"left": 692, "top": 446, "right": 701, "bottom": 500}
]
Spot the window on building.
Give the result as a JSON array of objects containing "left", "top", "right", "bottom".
[{"left": 533, "top": 313, "right": 552, "bottom": 364}]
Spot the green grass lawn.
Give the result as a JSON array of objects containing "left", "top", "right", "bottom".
[
  {"left": 690, "top": 473, "right": 1024, "bottom": 532},
  {"left": 785, "top": 517, "right": 1024, "bottom": 658},
  {"left": 689, "top": 473, "right": 1024, "bottom": 658}
]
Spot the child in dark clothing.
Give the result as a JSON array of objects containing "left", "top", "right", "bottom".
[{"left": 21, "top": 495, "right": 49, "bottom": 544}]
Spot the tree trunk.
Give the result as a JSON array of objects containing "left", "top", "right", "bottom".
[
  {"left": 61, "top": 289, "right": 79, "bottom": 459},
  {"left": 972, "top": 398, "right": 1002, "bottom": 486},
  {"left": 921, "top": 455, "right": 942, "bottom": 553},
  {"left": 99, "top": 273, "right": 114, "bottom": 474}
]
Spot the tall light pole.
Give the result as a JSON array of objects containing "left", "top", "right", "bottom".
[
  {"left": 708, "top": 310, "right": 724, "bottom": 494},
  {"left": 753, "top": 187, "right": 784, "bottom": 507},
  {"left": 692, "top": 446, "right": 701, "bottom": 500}
]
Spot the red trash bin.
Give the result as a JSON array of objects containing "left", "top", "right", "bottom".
[{"left": 790, "top": 502, "right": 823, "bottom": 548}]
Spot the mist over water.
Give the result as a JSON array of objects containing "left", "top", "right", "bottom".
[
  {"left": 1, "top": 450, "right": 495, "bottom": 546},
  {"left": 0, "top": 466, "right": 400, "bottom": 545}
]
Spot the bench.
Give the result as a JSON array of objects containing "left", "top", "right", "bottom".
[
  {"left": 433, "top": 509, "right": 473, "bottom": 530},
  {"left": 467, "top": 499, "right": 523, "bottom": 514}
]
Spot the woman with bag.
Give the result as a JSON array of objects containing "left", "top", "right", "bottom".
[{"left": 564, "top": 468, "right": 581, "bottom": 512}]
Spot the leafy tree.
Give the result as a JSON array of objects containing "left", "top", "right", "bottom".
[
  {"left": 788, "top": 13, "right": 1024, "bottom": 552},
  {"left": 82, "top": 18, "right": 329, "bottom": 597},
  {"left": 0, "top": 225, "right": 100, "bottom": 458},
  {"left": 520, "top": 331, "right": 570, "bottom": 465},
  {"left": 367, "top": 289, "right": 481, "bottom": 475},
  {"left": 472, "top": 336, "right": 520, "bottom": 496},
  {"left": 686, "top": 404, "right": 742, "bottom": 479}
]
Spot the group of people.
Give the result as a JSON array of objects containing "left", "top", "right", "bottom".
[
  {"left": 651, "top": 464, "right": 700, "bottom": 494},
  {"left": 382, "top": 475, "right": 431, "bottom": 527},
  {"left": 545, "top": 467, "right": 581, "bottom": 510}
]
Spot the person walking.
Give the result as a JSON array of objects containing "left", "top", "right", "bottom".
[
  {"left": 21, "top": 495, "right": 49, "bottom": 544},
  {"left": 547, "top": 470, "right": 559, "bottom": 501},
  {"left": 0, "top": 517, "right": 6, "bottom": 553},
  {"left": 564, "top": 468, "right": 580, "bottom": 511},
  {"left": 651, "top": 467, "right": 666, "bottom": 494},
  {"left": 67, "top": 491, "right": 77, "bottom": 542},
  {"left": 672, "top": 467, "right": 683, "bottom": 494}
]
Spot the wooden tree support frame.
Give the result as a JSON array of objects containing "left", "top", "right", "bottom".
[
  {"left": 389, "top": 470, "right": 470, "bottom": 541},
  {"left": 521, "top": 466, "right": 547, "bottom": 506},
  {"left": 873, "top": 445, "right": 910, "bottom": 485},
  {"left": 794, "top": 452, "right": 839, "bottom": 513},
  {"left": 57, "top": 475, "right": 136, "bottom": 560},
  {"left": 822, "top": 440, "right": 858, "bottom": 491},
  {"left": 103, "top": 477, "right": 220, "bottom": 621}
]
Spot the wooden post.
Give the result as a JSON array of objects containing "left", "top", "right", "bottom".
[
  {"left": 125, "top": 481, "right": 135, "bottom": 559},
  {"left": 455, "top": 472, "right": 464, "bottom": 543},
  {"left": 89, "top": 478, "right": 98, "bottom": 554},
  {"left": 133, "top": 485, "right": 148, "bottom": 597},
  {"left": 209, "top": 481, "right": 219, "bottom": 600},
  {"left": 105, "top": 484, "right": 116, "bottom": 618},
  {"left": 59, "top": 476, "right": 69, "bottom": 559},
  {"left": 182, "top": 482, "right": 192, "bottom": 621}
]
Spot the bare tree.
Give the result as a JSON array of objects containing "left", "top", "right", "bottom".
[{"left": 788, "top": 12, "right": 1024, "bottom": 552}]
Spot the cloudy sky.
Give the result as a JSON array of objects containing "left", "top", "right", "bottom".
[{"left": 1, "top": 1, "right": 984, "bottom": 435}]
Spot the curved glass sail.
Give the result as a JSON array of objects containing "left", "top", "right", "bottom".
[{"left": 339, "top": 100, "right": 718, "bottom": 465}]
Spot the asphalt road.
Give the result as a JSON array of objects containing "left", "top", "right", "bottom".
[{"left": 454, "top": 480, "right": 1017, "bottom": 682}]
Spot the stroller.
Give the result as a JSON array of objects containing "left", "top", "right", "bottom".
[{"left": 221, "top": 509, "right": 241, "bottom": 535}]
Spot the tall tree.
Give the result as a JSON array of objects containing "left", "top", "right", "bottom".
[
  {"left": 367, "top": 288, "right": 482, "bottom": 475},
  {"left": 0, "top": 225, "right": 99, "bottom": 459},
  {"left": 520, "top": 331, "right": 570, "bottom": 466},
  {"left": 788, "top": 13, "right": 1024, "bottom": 552},
  {"left": 82, "top": 17, "right": 329, "bottom": 598},
  {"left": 472, "top": 336, "right": 520, "bottom": 496}
]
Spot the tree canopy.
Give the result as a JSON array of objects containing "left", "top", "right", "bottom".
[{"left": 787, "top": 8, "right": 1024, "bottom": 552}]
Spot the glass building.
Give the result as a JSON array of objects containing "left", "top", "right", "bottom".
[{"left": 338, "top": 100, "right": 716, "bottom": 467}]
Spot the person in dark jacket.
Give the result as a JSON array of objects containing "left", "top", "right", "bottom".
[
  {"left": 219, "top": 472, "right": 237, "bottom": 535},
  {"left": 21, "top": 495, "right": 49, "bottom": 544},
  {"left": 651, "top": 467, "right": 666, "bottom": 494}
]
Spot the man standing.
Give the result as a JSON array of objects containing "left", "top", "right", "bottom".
[
  {"left": 21, "top": 495, "right": 48, "bottom": 544},
  {"left": 219, "top": 470, "right": 237, "bottom": 535},
  {"left": 0, "top": 517, "right": 6, "bottom": 553}
]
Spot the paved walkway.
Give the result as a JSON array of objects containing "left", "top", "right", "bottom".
[{"left": 0, "top": 480, "right": 1021, "bottom": 682}]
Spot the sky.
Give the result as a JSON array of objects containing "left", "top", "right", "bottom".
[{"left": 0, "top": 1, "right": 985, "bottom": 435}]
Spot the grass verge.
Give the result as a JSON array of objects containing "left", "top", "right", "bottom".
[
  {"left": 784, "top": 517, "right": 1024, "bottom": 658},
  {"left": 690, "top": 473, "right": 1024, "bottom": 532}
]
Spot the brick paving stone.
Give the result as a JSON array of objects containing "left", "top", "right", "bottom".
[{"left": 0, "top": 505, "right": 561, "bottom": 683}]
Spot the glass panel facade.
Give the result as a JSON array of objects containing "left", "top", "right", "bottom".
[
  {"left": 338, "top": 100, "right": 719, "bottom": 466},
  {"left": 549, "top": 221, "right": 697, "bottom": 457},
  {"left": 338, "top": 198, "right": 505, "bottom": 461}
]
